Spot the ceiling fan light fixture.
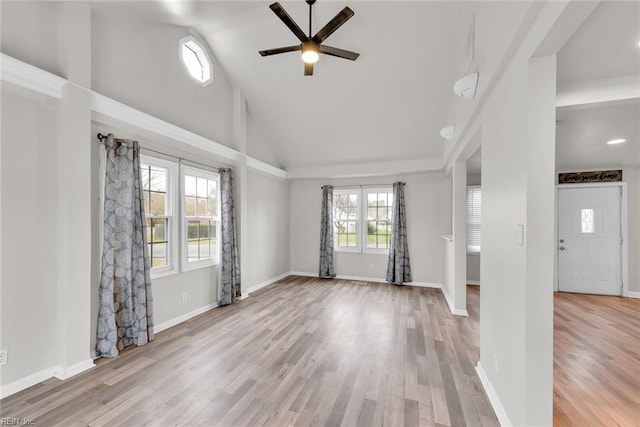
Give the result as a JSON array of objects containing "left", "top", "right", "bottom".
[{"left": 301, "top": 41, "right": 319, "bottom": 64}]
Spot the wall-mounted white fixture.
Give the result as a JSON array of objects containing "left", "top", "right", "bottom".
[
  {"left": 606, "top": 138, "right": 627, "bottom": 145},
  {"left": 453, "top": 72, "right": 479, "bottom": 99},
  {"left": 440, "top": 125, "right": 456, "bottom": 140}
]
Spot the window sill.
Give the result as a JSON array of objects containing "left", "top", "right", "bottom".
[
  {"left": 181, "top": 261, "right": 218, "bottom": 273},
  {"left": 150, "top": 268, "right": 178, "bottom": 280},
  {"left": 335, "top": 247, "right": 361, "bottom": 254}
]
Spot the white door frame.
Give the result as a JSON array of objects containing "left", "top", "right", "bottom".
[{"left": 555, "top": 182, "right": 628, "bottom": 296}]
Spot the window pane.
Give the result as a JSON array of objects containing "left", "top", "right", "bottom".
[
  {"left": 141, "top": 165, "right": 150, "bottom": 191},
  {"left": 367, "top": 207, "right": 377, "bottom": 220},
  {"left": 197, "top": 177, "right": 208, "bottom": 197},
  {"left": 207, "top": 198, "right": 217, "bottom": 217},
  {"left": 145, "top": 218, "right": 152, "bottom": 243},
  {"left": 196, "top": 198, "right": 207, "bottom": 216},
  {"left": 187, "top": 220, "right": 199, "bottom": 239},
  {"left": 150, "top": 168, "right": 166, "bottom": 192},
  {"left": 143, "top": 192, "right": 150, "bottom": 215},
  {"left": 150, "top": 192, "right": 166, "bottom": 216},
  {"left": 151, "top": 218, "right": 167, "bottom": 242},
  {"left": 185, "top": 196, "right": 197, "bottom": 217},
  {"left": 187, "top": 240, "right": 199, "bottom": 262},
  {"left": 185, "top": 175, "right": 197, "bottom": 196},
  {"left": 581, "top": 209, "right": 595, "bottom": 233},
  {"left": 208, "top": 180, "right": 217, "bottom": 198},
  {"left": 199, "top": 221, "right": 209, "bottom": 239},
  {"left": 199, "top": 239, "right": 211, "bottom": 259},
  {"left": 151, "top": 242, "right": 167, "bottom": 268}
]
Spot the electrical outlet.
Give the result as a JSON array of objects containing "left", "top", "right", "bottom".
[
  {"left": 493, "top": 353, "right": 499, "bottom": 373},
  {"left": 182, "top": 292, "right": 188, "bottom": 303},
  {"left": 0, "top": 349, "right": 8, "bottom": 366}
]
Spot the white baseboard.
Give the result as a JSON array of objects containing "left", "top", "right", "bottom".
[
  {"left": 441, "top": 286, "right": 469, "bottom": 317},
  {"left": 289, "top": 271, "right": 441, "bottom": 289},
  {"left": 53, "top": 358, "right": 95, "bottom": 380},
  {"left": 626, "top": 291, "right": 640, "bottom": 299},
  {"left": 154, "top": 302, "right": 219, "bottom": 334},
  {"left": 0, "top": 358, "right": 95, "bottom": 400},
  {"left": 476, "top": 362, "right": 512, "bottom": 427},
  {"left": 467, "top": 280, "right": 481, "bottom": 286},
  {"left": 0, "top": 366, "right": 58, "bottom": 400},
  {"left": 245, "top": 271, "right": 292, "bottom": 296}
]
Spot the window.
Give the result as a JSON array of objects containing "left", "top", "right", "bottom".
[
  {"left": 182, "top": 166, "right": 219, "bottom": 269},
  {"left": 581, "top": 208, "right": 595, "bottom": 233},
  {"left": 140, "top": 156, "right": 177, "bottom": 277},
  {"left": 333, "top": 187, "right": 393, "bottom": 254},
  {"left": 334, "top": 190, "right": 360, "bottom": 251},
  {"left": 365, "top": 189, "right": 393, "bottom": 251},
  {"left": 467, "top": 185, "right": 481, "bottom": 254},
  {"left": 179, "top": 36, "right": 213, "bottom": 86}
]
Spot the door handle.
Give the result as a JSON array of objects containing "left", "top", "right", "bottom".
[{"left": 559, "top": 246, "right": 565, "bottom": 251}]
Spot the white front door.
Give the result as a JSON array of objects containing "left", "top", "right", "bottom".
[{"left": 557, "top": 186, "right": 622, "bottom": 295}]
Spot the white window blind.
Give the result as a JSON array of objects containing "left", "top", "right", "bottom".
[{"left": 467, "top": 185, "right": 481, "bottom": 254}]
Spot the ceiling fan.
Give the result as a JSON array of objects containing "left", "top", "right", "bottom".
[{"left": 259, "top": 0, "right": 359, "bottom": 76}]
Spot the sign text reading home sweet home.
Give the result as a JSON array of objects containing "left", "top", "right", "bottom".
[{"left": 558, "top": 170, "right": 622, "bottom": 184}]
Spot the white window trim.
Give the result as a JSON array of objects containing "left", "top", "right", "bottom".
[
  {"left": 333, "top": 186, "right": 393, "bottom": 255},
  {"left": 180, "top": 165, "right": 220, "bottom": 272},
  {"left": 334, "top": 188, "right": 362, "bottom": 253},
  {"left": 140, "top": 155, "right": 179, "bottom": 279},
  {"left": 179, "top": 36, "right": 213, "bottom": 87},
  {"left": 362, "top": 187, "right": 393, "bottom": 255}
]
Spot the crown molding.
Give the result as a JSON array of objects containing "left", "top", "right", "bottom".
[
  {"left": 1, "top": 53, "right": 66, "bottom": 99},
  {"left": 286, "top": 157, "right": 442, "bottom": 180}
]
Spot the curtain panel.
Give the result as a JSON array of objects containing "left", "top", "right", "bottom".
[
  {"left": 219, "top": 168, "right": 241, "bottom": 305},
  {"left": 319, "top": 185, "right": 336, "bottom": 278},
  {"left": 96, "top": 134, "right": 154, "bottom": 358},
  {"left": 386, "top": 182, "right": 412, "bottom": 284}
]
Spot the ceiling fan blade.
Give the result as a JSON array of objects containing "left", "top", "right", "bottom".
[
  {"left": 259, "top": 45, "right": 301, "bottom": 56},
  {"left": 319, "top": 45, "right": 359, "bottom": 61},
  {"left": 269, "top": 2, "right": 308, "bottom": 43},
  {"left": 312, "top": 6, "right": 354, "bottom": 44},
  {"left": 304, "top": 62, "right": 314, "bottom": 76}
]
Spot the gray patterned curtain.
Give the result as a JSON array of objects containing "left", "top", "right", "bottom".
[
  {"left": 386, "top": 182, "right": 412, "bottom": 284},
  {"left": 219, "top": 168, "right": 241, "bottom": 305},
  {"left": 96, "top": 134, "right": 154, "bottom": 358},
  {"left": 319, "top": 185, "right": 336, "bottom": 278}
]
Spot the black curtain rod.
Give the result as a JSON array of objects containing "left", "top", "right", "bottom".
[{"left": 96, "top": 132, "right": 221, "bottom": 172}]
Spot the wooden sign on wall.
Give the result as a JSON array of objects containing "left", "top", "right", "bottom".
[{"left": 558, "top": 170, "right": 622, "bottom": 184}]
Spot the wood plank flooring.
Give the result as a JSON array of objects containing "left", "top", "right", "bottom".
[
  {"left": 553, "top": 292, "right": 640, "bottom": 426},
  {"left": 0, "top": 276, "right": 497, "bottom": 426}
]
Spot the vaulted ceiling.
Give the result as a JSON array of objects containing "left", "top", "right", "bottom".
[{"left": 88, "top": 1, "right": 465, "bottom": 170}]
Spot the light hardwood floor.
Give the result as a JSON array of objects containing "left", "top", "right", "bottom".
[
  {"left": 0, "top": 276, "right": 498, "bottom": 426},
  {"left": 553, "top": 291, "right": 640, "bottom": 426}
]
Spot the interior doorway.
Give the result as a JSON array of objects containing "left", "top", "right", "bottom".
[{"left": 556, "top": 184, "right": 627, "bottom": 296}]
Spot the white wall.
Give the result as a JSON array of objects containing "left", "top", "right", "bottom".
[
  {"left": 1, "top": 91, "right": 59, "bottom": 385},
  {"left": 245, "top": 171, "right": 290, "bottom": 290},
  {"left": 290, "top": 173, "right": 446, "bottom": 285},
  {"left": 0, "top": 2, "right": 61, "bottom": 77},
  {"left": 91, "top": 12, "right": 234, "bottom": 149}
]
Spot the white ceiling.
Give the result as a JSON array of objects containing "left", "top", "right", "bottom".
[
  {"left": 88, "top": 1, "right": 465, "bottom": 170},
  {"left": 557, "top": 1, "right": 640, "bottom": 87},
  {"left": 83, "top": 1, "right": 640, "bottom": 174},
  {"left": 555, "top": 1, "right": 640, "bottom": 172},
  {"left": 556, "top": 101, "right": 640, "bottom": 171}
]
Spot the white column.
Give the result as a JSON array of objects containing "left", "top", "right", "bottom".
[
  {"left": 55, "top": 3, "right": 94, "bottom": 378},
  {"left": 523, "top": 54, "right": 556, "bottom": 426},
  {"left": 451, "top": 161, "right": 468, "bottom": 316}
]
